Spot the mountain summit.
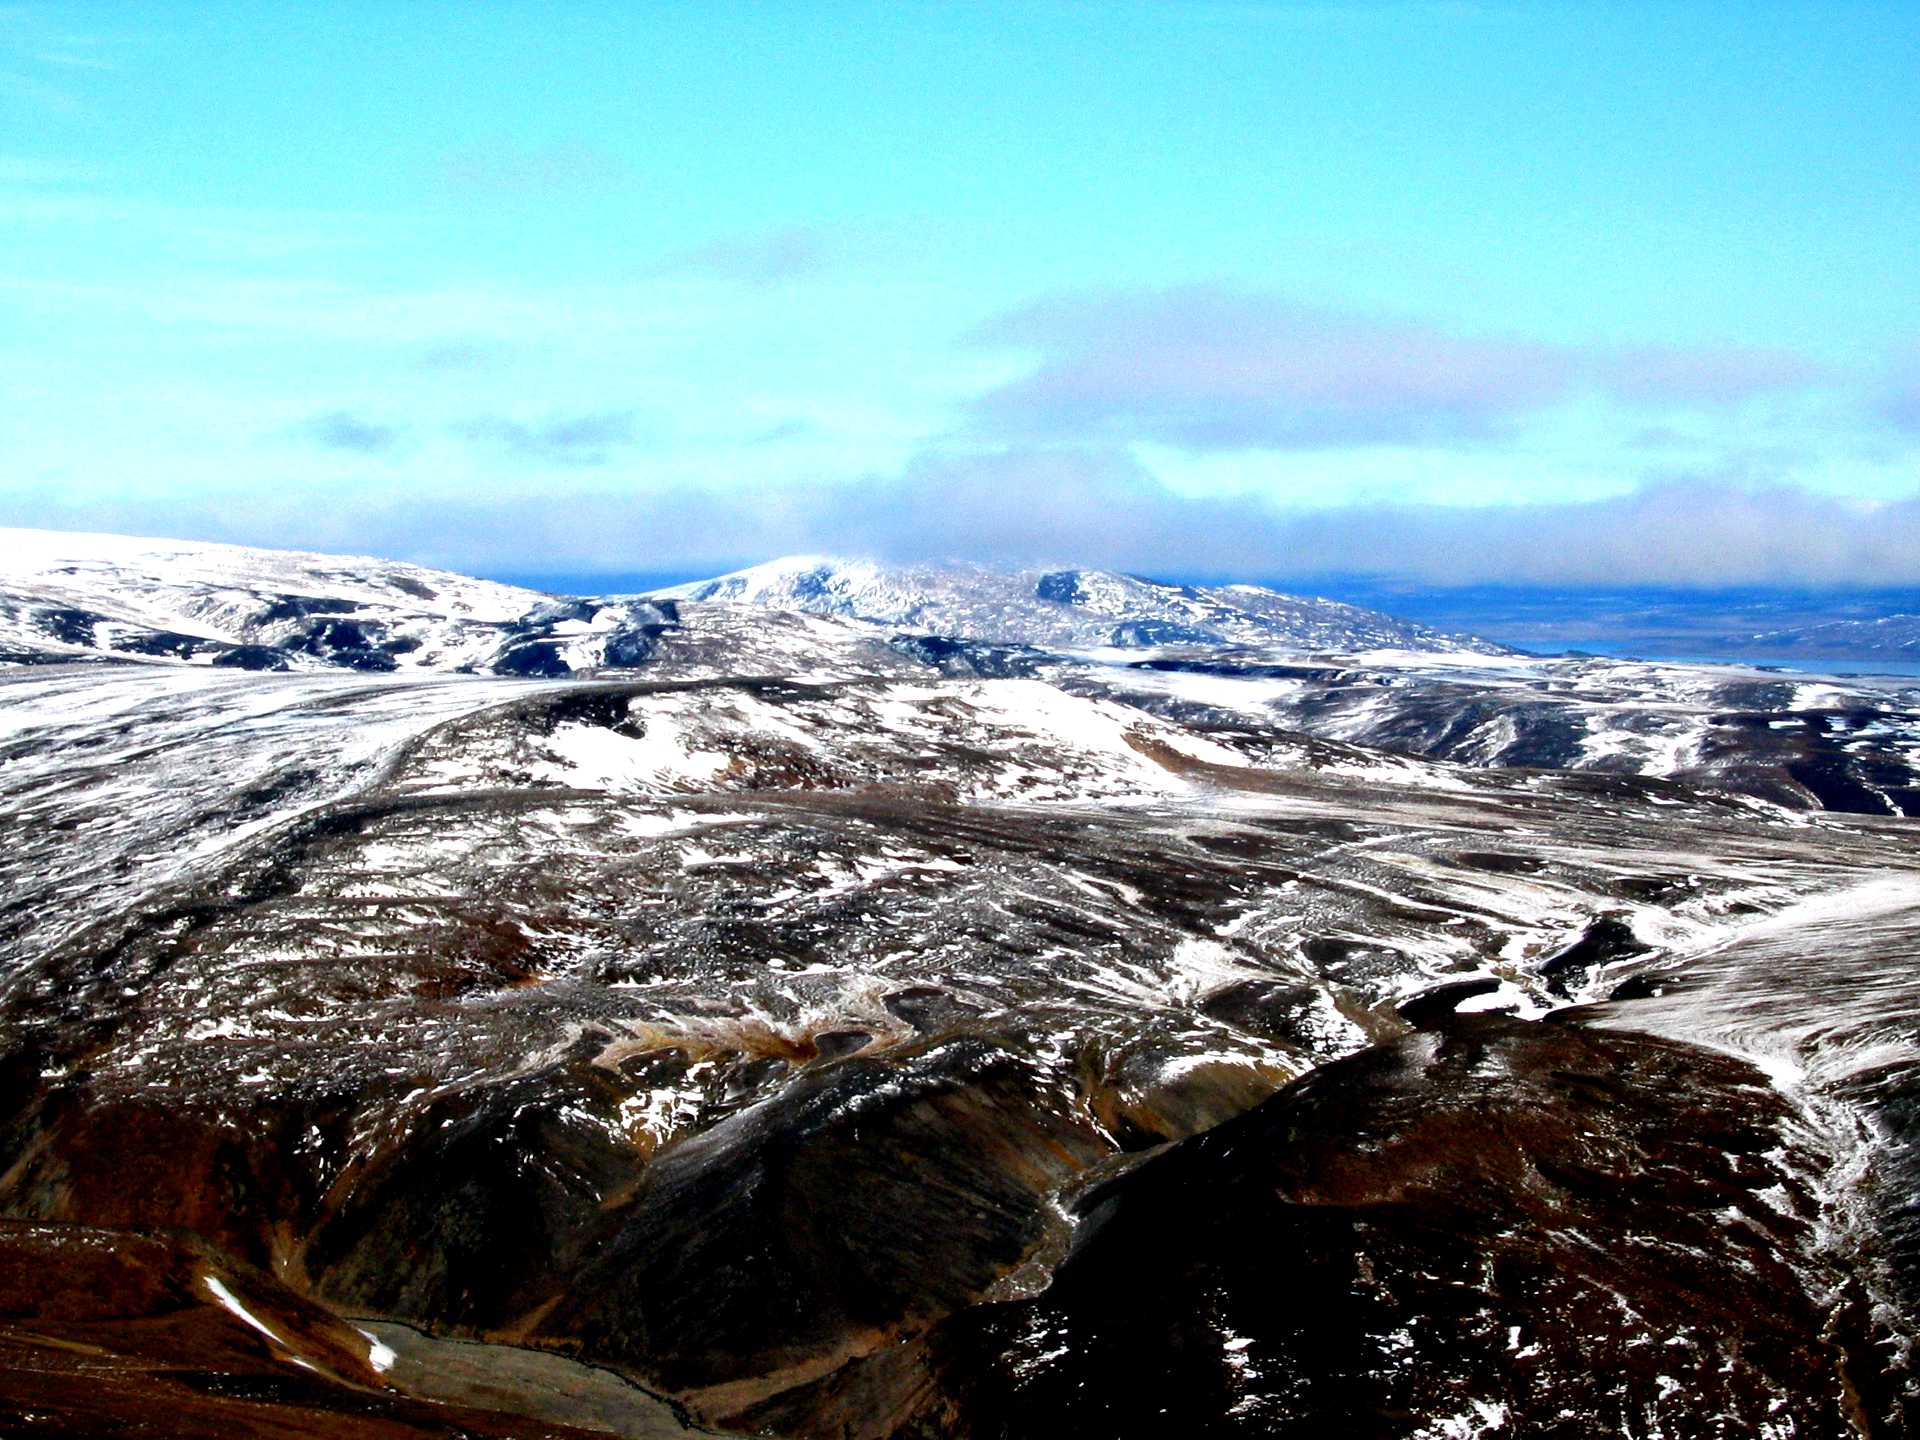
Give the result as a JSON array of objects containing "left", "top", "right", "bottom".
[
  {"left": 1, "top": 530, "right": 1488, "bottom": 673},
  {"left": 651, "top": 555, "right": 1494, "bottom": 653}
]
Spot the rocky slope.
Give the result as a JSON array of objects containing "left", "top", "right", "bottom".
[
  {"left": 756, "top": 1016, "right": 1873, "bottom": 1438},
  {"left": 2, "top": 530, "right": 1919, "bottom": 1436},
  {"left": 1064, "top": 648, "right": 1920, "bottom": 816},
  {"left": 0, "top": 1219, "right": 670, "bottom": 1439},
  {"left": 652, "top": 552, "right": 1920, "bottom": 818}
]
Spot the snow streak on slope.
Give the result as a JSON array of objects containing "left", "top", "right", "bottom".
[
  {"left": 0, "top": 666, "right": 562, "bottom": 975},
  {"left": 1593, "top": 875, "right": 1920, "bottom": 1096},
  {"left": 1588, "top": 873, "right": 1920, "bottom": 1355},
  {"left": 1067, "top": 647, "right": 1920, "bottom": 815},
  {"left": 1739, "top": 612, "right": 1920, "bottom": 662},
  {"left": 8, "top": 655, "right": 1909, "bottom": 1141}
]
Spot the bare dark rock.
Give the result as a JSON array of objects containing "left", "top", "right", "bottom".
[{"left": 751, "top": 1018, "right": 1878, "bottom": 1439}]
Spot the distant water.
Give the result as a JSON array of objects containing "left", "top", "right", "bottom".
[
  {"left": 1253, "top": 579, "right": 1920, "bottom": 674},
  {"left": 482, "top": 567, "right": 1920, "bottom": 677},
  {"left": 1501, "top": 647, "right": 1920, "bottom": 679}
]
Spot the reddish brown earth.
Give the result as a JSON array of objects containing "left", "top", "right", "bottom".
[{"left": 0, "top": 1221, "right": 623, "bottom": 1439}]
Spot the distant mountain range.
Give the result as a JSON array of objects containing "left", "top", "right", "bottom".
[
  {"left": 17, "top": 528, "right": 1920, "bottom": 679},
  {"left": 0, "top": 530, "right": 1496, "bottom": 674},
  {"left": 648, "top": 554, "right": 1495, "bottom": 654},
  {"left": 6, "top": 526, "right": 1919, "bottom": 817}
]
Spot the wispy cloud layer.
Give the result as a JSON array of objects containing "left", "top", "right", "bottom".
[
  {"left": 291, "top": 408, "right": 644, "bottom": 466},
  {"left": 0, "top": 7, "right": 126, "bottom": 114},
  {"left": 1889, "top": 389, "right": 1920, "bottom": 433},
  {"left": 798, "top": 457, "right": 1920, "bottom": 588},
  {"left": 1881, "top": 353, "right": 1920, "bottom": 433},
  {"left": 0, "top": 66, "right": 79, "bottom": 114},
  {"left": 968, "top": 287, "right": 1824, "bottom": 452},
  {"left": 15, "top": 451, "right": 1920, "bottom": 589},
  {"left": 299, "top": 411, "right": 404, "bottom": 454},
  {"left": 456, "top": 410, "right": 640, "bottom": 466},
  {"left": 651, "top": 227, "right": 833, "bottom": 286}
]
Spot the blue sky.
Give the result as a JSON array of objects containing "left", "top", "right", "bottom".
[{"left": 3, "top": 1, "right": 1918, "bottom": 583}]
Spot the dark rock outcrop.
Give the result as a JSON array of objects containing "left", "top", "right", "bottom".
[{"left": 746, "top": 1016, "right": 1883, "bottom": 1438}]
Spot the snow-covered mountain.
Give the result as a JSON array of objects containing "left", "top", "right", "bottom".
[
  {"left": 6, "top": 528, "right": 1920, "bottom": 814},
  {"left": 0, "top": 526, "right": 677, "bottom": 675},
  {"left": 650, "top": 554, "right": 1499, "bottom": 653},
  {"left": 0, "top": 531, "right": 1486, "bottom": 676},
  {"left": 4, "top": 525, "right": 1920, "bottom": 1435}
]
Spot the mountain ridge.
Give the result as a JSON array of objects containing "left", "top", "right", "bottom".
[
  {"left": 0, "top": 525, "right": 672, "bottom": 676},
  {"left": 0, "top": 529, "right": 1499, "bottom": 674},
  {"left": 648, "top": 553, "right": 1502, "bottom": 654}
]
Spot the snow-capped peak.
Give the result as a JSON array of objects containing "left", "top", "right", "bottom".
[{"left": 652, "top": 555, "right": 1491, "bottom": 654}]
